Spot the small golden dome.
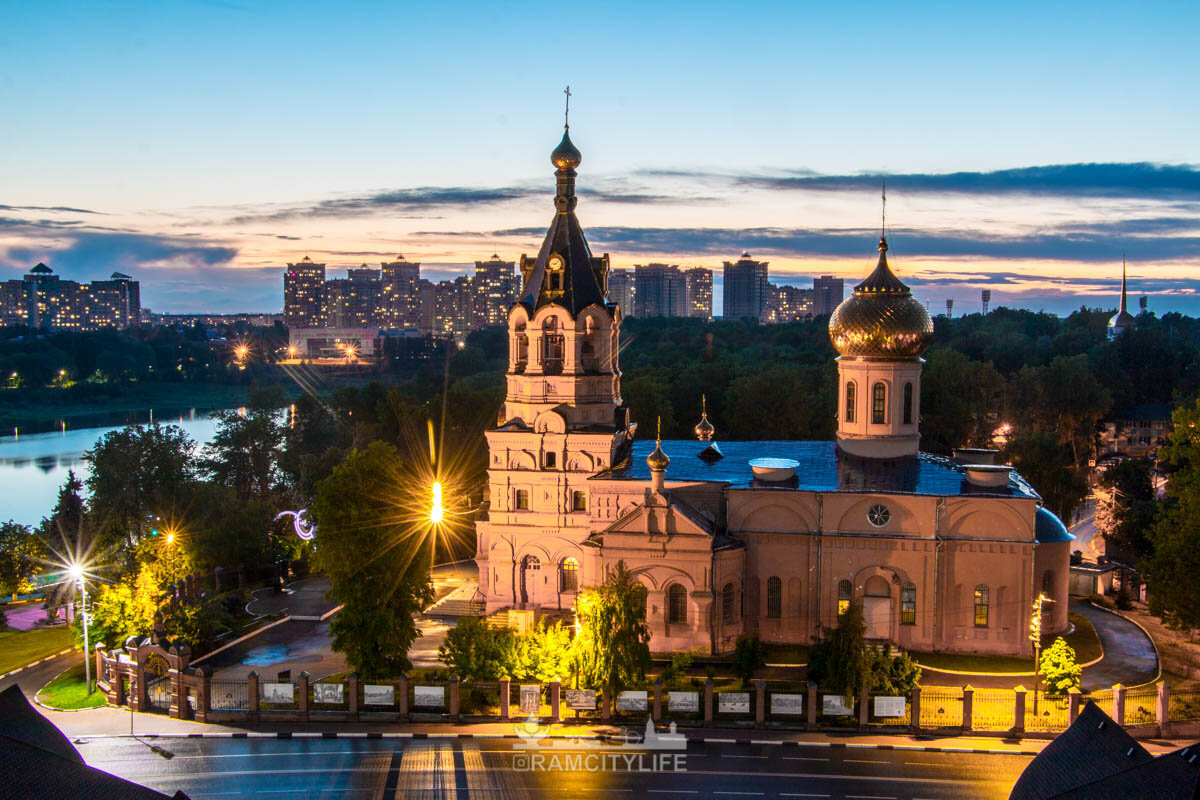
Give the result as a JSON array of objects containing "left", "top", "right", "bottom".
[
  {"left": 551, "top": 128, "right": 582, "bottom": 170},
  {"left": 694, "top": 395, "right": 715, "bottom": 442},
  {"left": 828, "top": 237, "right": 933, "bottom": 359},
  {"left": 647, "top": 417, "right": 670, "bottom": 471}
]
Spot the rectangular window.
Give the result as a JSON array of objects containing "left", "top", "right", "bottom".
[
  {"left": 901, "top": 583, "right": 916, "bottom": 626},
  {"left": 515, "top": 489, "right": 529, "bottom": 510},
  {"left": 572, "top": 490, "right": 587, "bottom": 511},
  {"left": 544, "top": 452, "right": 556, "bottom": 469}
]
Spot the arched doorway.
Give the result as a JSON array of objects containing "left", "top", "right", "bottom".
[
  {"left": 520, "top": 555, "right": 541, "bottom": 606},
  {"left": 862, "top": 575, "right": 892, "bottom": 641}
]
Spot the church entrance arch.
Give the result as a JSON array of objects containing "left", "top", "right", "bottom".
[
  {"left": 520, "top": 555, "right": 541, "bottom": 607},
  {"left": 862, "top": 575, "right": 892, "bottom": 641}
]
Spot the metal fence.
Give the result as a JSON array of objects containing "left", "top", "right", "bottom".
[
  {"left": 1124, "top": 687, "right": 1158, "bottom": 726},
  {"left": 971, "top": 689, "right": 1016, "bottom": 731},
  {"left": 1024, "top": 692, "right": 1070, "bottom": 732},
  {"left": 1169, "top": 689, "right": 1200, "bottom": 722},
  {"left": 919, "top": 687, "right": 963, "bottom": 728},
  {"left": 210, "top": 680, "right": 249, "bottom": 711}
]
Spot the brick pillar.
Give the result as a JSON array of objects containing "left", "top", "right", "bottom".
[
  {"left": 962, "top": 685, "right": 975, "bottom": 732},
  {"left": 449, "top": 676, "right": 460, "bottom": 720},
  {"left": 196, "top": 667, "right": 211, "bottom": 723},
  {"left": 399, "top": 674, "right": 409, "bottom": 718},
  {"left": 807, "top": 682, "right": 818, "bottom": 728},
  {"left": 1113, "top": 684, "right": 1126, "bottom": 727},
  {"left": 1158, "top": 682, "right": 1170, "bottom": 736},
  {"left": 703, "top": 678, "right": 714, "bottom": 724},
  {"left": 297, "top": 672, "right": 310, "bottom": 719},
  {"left": 1013, "top": 686, "right": 1027, "bottom": 733},
  {"left": 248, "top": 671, "right": 260, "bottom": 717},
  {"left": 348, "top": 673, "right": 359, "bottom": 717},
  {"left": 500, "top": 677, "right": 511, "bottom": 721},
  {"left": 653, "top": 678, "right": 663, "bottom": 722},
  {"left": 1068, "top": 687, "right": 1081, "bottom": 725},
  {"left": 754, "top": 680, "right": 767, "bottom": 726},
  {"left": 910, "top": 685, "right": 922, "bottom": 732},
  {"left": 550, "top": 680, "right": 561, "bottom": 723},
  {"left": 858, "top": 686, "right": 870, "bottom": 729},
  {"left": 602, "top": 690, "right": 612, "bottom": 722}
]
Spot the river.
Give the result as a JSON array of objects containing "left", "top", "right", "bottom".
[{"left": 0, "top": 409, "right": 225, "bottom": 527}]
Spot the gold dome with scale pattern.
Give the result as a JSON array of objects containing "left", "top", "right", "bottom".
[{"left": 828, "top": 236, "right": 933, "bottom": 359}]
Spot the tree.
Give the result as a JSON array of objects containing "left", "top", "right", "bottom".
[
  {"left": 76, "top": 566, "right": 160, "bottom": 648},
  {"left": 807, "top": 602, "right": 873, "bottom": 701},
  {"left": 160, "top": 602, "right": 233, "bottom": 654},
  {"left": 1145, "top": 400, "right": 1200, "bottom": 627},
  {"left": 919, "top": 349, "right": 1004, "bottom": 455},
  {"left": 312, "top": 442, "right": 434, "bottom": 679},
  {"left": 869, "top": 644, "right": 921, "bottom": 695},
  {"left": 0, "top": 521, "right": 41, "bottom": 599},
  {"left": 1039, "top": 636, "right": 1082, "bottom": 695},
  {"left": 202, "top": 386, "right": 286, "bottom": 500},
  {"left": 571, "top": 561, "right": 652, "bottom": 697},
  {"left": 38, "top": 470, "right": 87, "bottom": 550},
  {"left": 1005, "top": 430, "right": 1090, "bottom": 523},
  {"left": 438, "top": 616, "right": 522, "bottom": 682},
  {"left": 523, "top": 620, "right": 573, "bottom": 682},
  {"left": 1096, "top": 457, "right": 1157, "bottom": 564},
  {"left": 732, "top": 632, "right": 768, "bottom": 687}
]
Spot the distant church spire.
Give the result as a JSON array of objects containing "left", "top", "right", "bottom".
[
  {"left": 1120, "top": 254, "right": 1128, "bottom": 314},
  {"left": 564, "top": 84, "right": 571, "bottom": 129}
]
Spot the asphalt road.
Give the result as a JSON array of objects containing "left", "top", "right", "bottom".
[{"left": 79, "top": 736, "right": 1027, "bottom": 799}]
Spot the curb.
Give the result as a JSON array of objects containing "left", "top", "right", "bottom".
[
  {"left": 0, "top": 648, "right": 75, "bottom": 682},
  {"left": 68, "top": 730, "right": 1041, "bottom": 755}
]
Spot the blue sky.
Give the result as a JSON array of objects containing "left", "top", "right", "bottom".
[{"left": 1, "top": 1, "right": 1197, "bottom": 314}]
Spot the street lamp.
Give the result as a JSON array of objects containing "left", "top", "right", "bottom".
[
  {"left": 69, "top": 563, "right": 93, "bottom": 696},
  {"left": 429, "top": 481, "right": 444, "bottom": 525},
  {"left": 1030, "top": 592, "right": 1051, "bottom": 715}
]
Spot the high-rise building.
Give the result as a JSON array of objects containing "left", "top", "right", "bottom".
[
  {"left": 683, "top": 267, "right": 713, "bottom": 319},
  {"left": 0, "top": 263, "right": 140, "bottom": 330},
  {"left": 722, "top": 252, "right": 769, "bottom": 321},
  {"left": 433, "top": 276, "right": 475, "bottom": 340},
  {"left": 607, "top": 268, "right": 634, "bottom": 315},
  {"left": 812, "top": 275, "right": 844, "bottom": 317},
  {"left": 633, "top": 263, "right": 686, "bottom": 317},
  {"left": 284, "top": 256, "right": 326, "bottom": 328},
  {"left": 325, "top": 266, "right": 381, "bottom": 328},
  {"left": 764, "top": 284, "right": 814, "bottom": 323},
  {"left": 381, "top": 255, "right": 420, "bottom": 329},
  {"left": 473, "top": 254, "right": 519, "bottom": 328},
  {"left": 417, "top": 279, "right": 436, "bottom": 337}
]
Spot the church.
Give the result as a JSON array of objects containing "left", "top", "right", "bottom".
[{"left": 472, "top": 121, "right": 1073, "bottom": 658}]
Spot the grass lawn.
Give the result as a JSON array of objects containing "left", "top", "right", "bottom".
[
  {"left": 764, "top": 644, "right": 810, "bottom": 665},
  {"left": 0, "top": 626, "right": 74, "bottom": 675},
  {"left": 36, "top": 663, "right": 105, "bottom": 710},
  {"left": 911, "top": 611, "right": 1104, "bottom": 674},
  {"left": 1060, "top": 611, "right": 1102, "bottom": 664}
]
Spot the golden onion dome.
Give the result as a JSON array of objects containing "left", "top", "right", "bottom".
[
  {"left": 828, "top": 237, "right": 933, "bottom": 359},
  {"left": 694, "top": 395, "right": 715, "bottom": 442},
  {"left": 647, "top": 417, "right": 671, "bottom": 471},
  {"left": 551, "top": 128, "right": 582, "bottom": 170}
]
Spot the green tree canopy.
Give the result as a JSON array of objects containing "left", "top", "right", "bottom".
[
  {"left": 202, "top": 385, "right": 287, "bottom": 500},
  {"left": 1145, "top": 400, "right": 1200, "bottom": 627},
  {"left": 571, "top": 561, "right": 651, "bottom": 697},
  {"left": 807, "top": 601, "right": 873, "bottom": 701},
  {"left": 1039, "top": 636, "right": 1082, "bottom": 695},
  {"left": 0, "top": 521, "right": 42, "bottom": 598}
]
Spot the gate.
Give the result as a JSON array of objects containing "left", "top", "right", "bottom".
[{"left": 144, "top": 652, "right": 172, "bottom": 714}]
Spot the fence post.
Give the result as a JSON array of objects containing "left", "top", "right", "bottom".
[
  {"left": 248, "top": 671, "right": 260, "bottom": 718},
  {"left": 1113, "top": 683, "right": 1126, "bottom": 727},
  {"left": 449, "top": 676, "right": 460, "bottom": 720},
  {"left": 1157, "top": 682, "right": 1170, "bottom": 736},
  {"left": 857, "top": 686, "right": 870, "bottom": 729},
  {"left": 500, "top": 677, "right": 511, "bottom": 721},
  {"left": 1013, "top": 686, "right": 1026, "bottom": 734},
  {"left": 962, "top": 685, "right": 974, "bottom": 732},
  {"left": 703, "top": 678, "right": 714, "bottom": 724},
  {"left": 348, "top": 673, "right": 359, "bottom": 718},
  {"left": 297, "top": 672, "right": 310, "bottom": 719},
  {"left": 653, "top": 678, "right": 663, "bottom": 722},
  {"left": 910, "top": 685, "right": 921, "bottom": 732},
  {"left": 1068, "top": 687, "right": 1081, "bottom": 725},
  {"left": 399, "top": 674, "right": 409, "bottom": 718},
  {"left": 756, "top": 680, "right": 767, "bottom": 727},
  {"left": 602, "top": 690, "right": 612, "bottom": 722},
  {"left": 550, "top": 680, "right": 561, "bottom": 724}
]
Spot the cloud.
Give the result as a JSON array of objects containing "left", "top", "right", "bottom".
[
  {"left": 0, "top": 204, "right": 101, "bottom": 214},
  {"left": 224, "top": 186, "right": 543, "bottom": 225}
]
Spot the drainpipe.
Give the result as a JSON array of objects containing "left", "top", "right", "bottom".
[
  {"left": 932, "top": 498, "right": 945, "bottom": 651},
  {"left": 710, "top": 549, "right": 717, "bottom": 656},
  {"left": 815, "top": 493, "right": 823, "bottom": 637}
]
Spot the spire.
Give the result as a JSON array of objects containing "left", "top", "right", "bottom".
[
  {"left": 647, "top": 416, "right": 670, "bottom": 472},
  {"left": 694, "top": 394, "right": 715, "bottom": 442},
  {"left": 1120, "top": 255, "right": 1128, "bottom": 313},
  {"left": 564, "top": 84, "right": 571, "bottom": 130},
  {"left": 881, "top": 180, "right": 887, "bottom": 246}
]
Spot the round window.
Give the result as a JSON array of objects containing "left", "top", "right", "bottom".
[{"left": 867, "top": 504, "right": 891, "bottom": 527}]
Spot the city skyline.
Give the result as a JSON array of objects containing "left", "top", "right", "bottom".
[{"left": 2, "top": 1, "right": 1198, "bottom": 315}]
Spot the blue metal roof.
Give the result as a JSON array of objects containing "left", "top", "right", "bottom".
[
  {"left": 1035, "top": 506, "right": 1076, "bottom": 543},
  {"left": 603, "top": 439, "right": 1038, "bottom": 498}
]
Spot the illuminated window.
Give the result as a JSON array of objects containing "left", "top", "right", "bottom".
[
  {"left": 560, "top": 558, "right": 579, "bottom": 592},
  {"left": 845, "top": 382, "right": 857, "bottom": 423},
  {"left": 722, "top": 583, "right": 736, "bottom": 624},
  {"left": 901, "top": 582, "right": 917, "bottom": 625},
  {"left": 572, "top": 490, "right": 587, "bottom": 511},
  {"left": 766, "top": 576, "right": 782, "bottom": 619},
  {"left": 515, "top": 489, "right": 529, "bottom": 510},
  {"left": 837, "top": 579, "right": 852, "bottom": 617},
  {"left": 667, "top": 584, "right": 688, "bottom": 624},
  {"left": 903, "top": 382, "right": 913, "bottom": 425},
  {"left": 872, "top": 382, "right": 887, "bottom": 424},
  {"left": 974, "top": 585, "right": 990, "bottom": 627}
]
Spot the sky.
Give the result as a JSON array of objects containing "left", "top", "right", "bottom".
[{"left": 1, "top": 1, "right": 1198, "bottom": 316}]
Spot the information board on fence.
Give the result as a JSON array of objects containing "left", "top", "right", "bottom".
[
  {"left": 363, "top": 685, "right": 394, "bottom": 706},
  {"left": 565, "top": 689, "right": 596, "bottom": 710},
  {"left": 261, "top": 682, "right": 294, "bottom": 704},
  {"left": 617, "top": 690, "right": 648, "bottom": 711},
  {"left": 770, "top": 693, "right": 804, "bottom": 715},
  {"left": 874, "top": 696, "right": 906, "bottom": 717},
  {"left": 718, "top": 692, "right": 750, "bottom": 714},
  {"left": 413, "top": 686, "right": 444, "bottom": 707},
  {"left": 312, "top": 683, "right": 344, "bottom": 705},
  {"left": 519, "top": 685, "right": 540, "bottom": 714},
  {"left": 668, "top": 691, "right": 699, "bottom": 713},
  {"left": 822, "top": 694, "right": 854, "bottom": 716}
]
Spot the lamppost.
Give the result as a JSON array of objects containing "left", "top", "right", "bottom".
[
  {"left": 69, "top": 563, "right": 92, "bottom": 696},
  {"left": 1030, "top": 592, "right": 1051, "bottom": 715}
]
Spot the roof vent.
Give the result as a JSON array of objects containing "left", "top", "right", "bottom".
[
  {"left": 953, "top": 447, "right": 1000, "bottom": 465},
  {"left": 963, "top": 464, "right": 1012, "bottom": 488},
  {"left": 749, "top": 458, "right": 799, "bottom": 482}
]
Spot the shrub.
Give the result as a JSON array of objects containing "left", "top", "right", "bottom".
[
  {"left": 1039, "top": 636, "right": 1082, "bottom": 695},
  {"left": 732, "top": 633, "right": 768, "bottom": 687}
]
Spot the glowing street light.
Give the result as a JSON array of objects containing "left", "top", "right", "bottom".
[
  {"left": 68, "top": 562, "right": 93, "bottom": 696},
  {"left": 430, "top": 481, "right": 444, "bottom": 524},
  {"left": 287, "top": 345, "right": 298, "bottom": 358}
]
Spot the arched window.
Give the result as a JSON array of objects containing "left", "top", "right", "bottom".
[
  {"left": 837, "top": 579, "right": 852, "bottom": 617},
  {"left": 667, "top": 584, "right": 688, "bottom": 624},
  {"left": 632, "top": 583, "right": 648, "bottom": 620},
  {"left": 722, "top": 583, "right": 736, "bottom": 624},
  {"left": 542, "top": 317, "right": 564, "bottom": 375},
  {"left": 901, "top": 582, "right": 917, "bottom": 625},
  {"left": 766, "top": 576, "right": 782, "bottom": 619},
  {"left": 872, "top": 382, "right": 887, "bottom": 425},
  {"left": 903, "top": 382, "right": 913, "bottom": 425},
  {"left": 974, "top": 585, "right": 990, "bottom": 627},
  {"left": 559, "top": 557, "right": 579, "bottom": 593},
  {"left": 845, "top": 382, "right": 857, "bottom": 424}
]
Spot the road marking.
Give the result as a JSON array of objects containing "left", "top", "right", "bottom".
[
  {"left": 780, "top": 795, "right": 830, "bottom": 799},
  {"left": 845, "top": 758, "right": 889, "bottom": 764},
  {"left": 648, "top": 792, "right": 697, "bottom": 795},
  {"left": 783, "top": 756, "right": 830, "bottom": 762},
  {"left": 713, "top": 793, "right": 764, "bottom": 797},
  {"left": 904, "top": 761, "right": 957, "bottom": 767},
  {"left": 721, "top": 754, "right": 768, "bottom": 759},
  {"left": 750, "top": 739, "right": 783, "bottom": 745},
  {"left": 704, "top": 738, "right": 738, "bottom": 744},
  {"left": 846, "top": 796, "right": 896, "bottom": 800}
]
